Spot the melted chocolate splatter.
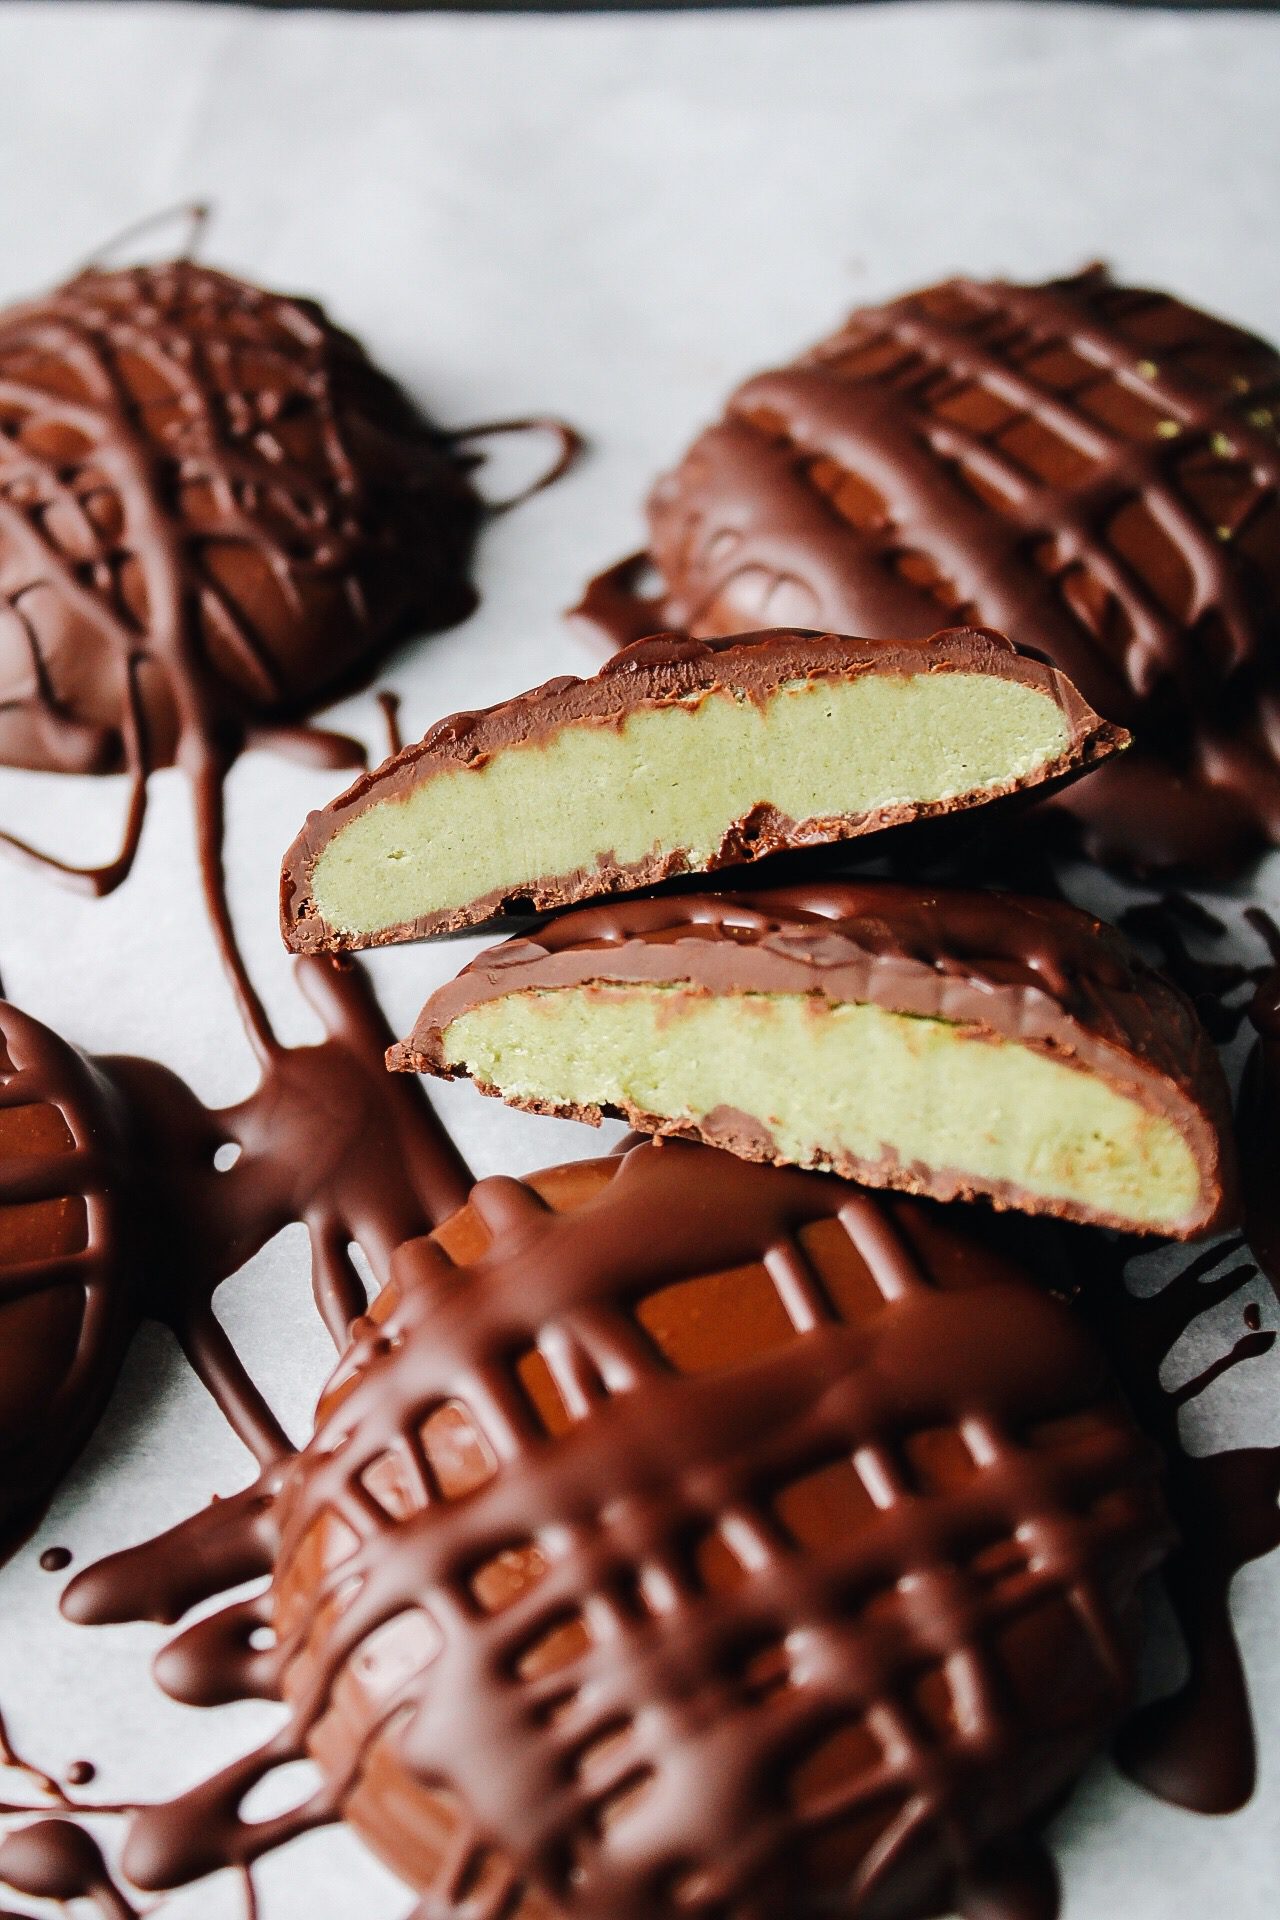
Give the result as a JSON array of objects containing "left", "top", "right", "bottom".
[
  {"left": 1117, "top": 892, "right": 1271, "bottom": 1043},
  {"left": 37, "top": 1548, "right": 71, "bottom": 1574}
]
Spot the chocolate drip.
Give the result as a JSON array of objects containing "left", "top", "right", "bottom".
[
  {"left": 378, "top": 688, "right": 405, "bottom": 757},
  {"left": 0, "top": 1823, "right": 134, "bottom": 1920},
  {"left": 67, "top": 1144, "right": 1174, "bottom": 1920},
  {"left": 574, "top": 268, "right": 1280, "bottom": 873}
]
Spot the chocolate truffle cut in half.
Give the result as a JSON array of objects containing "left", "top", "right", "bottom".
[
  {"left": 255, "top": 1142, "right": 1172, "bottom": 1920},
  {"left": 392, "top": 883, "right": 1235, "bottom": 1239},
  {"left": 574, "top": 267, "right": 1280, "bottom": 874},
  {"left": 281, "top": 627, "right": 1125, "bottom": 951}
]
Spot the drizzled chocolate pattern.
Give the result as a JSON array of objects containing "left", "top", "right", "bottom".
[
  {"left": 0, "top": 257, "right": 492, "bottom": 895},
  {"left": 66, "top": 1143, "right": 1172, "bottom": 1920},
  {"left": 574, "top": 268, "right": 1280, "bottom": 873}
]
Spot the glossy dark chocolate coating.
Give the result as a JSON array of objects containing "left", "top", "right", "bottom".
[
  {"left": 79, "top": 1143, "right": 1169, "bottom": 1920},
  {"left": 574, "top": 268, "right": 1280, "bottom": 873},
  {"left": 396, "top": 880, "right": 1236, "bottom": 1237},
  {"left": 0, "top": 998, "right": 137, "bottom": 1562},
  {"left": 0, "top": 257, "right": 480, "bottom": 778},
  {"left": 0, "top": 256, "right": 483, "bottom": 899}
]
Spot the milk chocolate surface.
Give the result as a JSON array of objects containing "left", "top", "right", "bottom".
[
  {"left": 573, "top": 267, "right": 1280, "bottom": 874},
  {"left": 280, "top": 625, "right": 1124, "bottom": 952},
  {"left": 0, "top": 256, "right": 481, "bottom": 780},
  {"left": 0, "top": 255, "right": 487, "bottom": 898},
  {"left": 0, "top": 999, "right": 136, "bottom": 1561},
  {"left": 396, "top": 882, "right": 1235, "bottom": 1238},
  {"left": 108, "top": 1142, "right": 1171, "bottom": 1920}
]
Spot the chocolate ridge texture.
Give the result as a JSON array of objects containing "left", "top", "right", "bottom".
[
  {"left": 0, "top": 254, "right": 495, "bottom": 899},
  {"left": 280, "top": 625, "right": 1126, "bottom": 951},
  {"left": 572, "top": 267, "right": 1280, "bottom": 874},
  {"left": 0, "top": 256, "right": 483, "bottom": 779},
  {"left": 107, "top": 1141, "right": 1172, "bottom": 1920},
  {"left": 393, "top": 882, "right": 1235, "bottom": 1239},
  {"left": 0, "top": 996, "right": 137, "bottom": 1560}
]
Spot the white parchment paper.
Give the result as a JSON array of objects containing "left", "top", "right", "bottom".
[{"left": 0, "top": 4, "right": 1278, "bottom": 1914}]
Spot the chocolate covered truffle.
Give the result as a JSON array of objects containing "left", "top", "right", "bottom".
[
  {"left": 0, "top": 256, "right": 490, "bottom": 893},
  {"left": 281, "top": 625, "right": 1125, "bottom": 952},
  {"left": 574, "top": 267, "right": 1280, "bottom": 873},
  {"left": 0, "top": 997, "right": 136, "bottom": 1559},
  {"left": 393, "top": 882, "right": 1235, "bottom": 1239},
  {"left": 156, "top": 1142, "right": 1170, "bottom": 1920}
]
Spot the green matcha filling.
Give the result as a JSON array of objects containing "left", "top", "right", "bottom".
[
  {"left": 311, "top": 672, "right": 1072, "bottom": 935},
  {"left": 440, "top": 985, "right": 1202, "bottom": 1228}
]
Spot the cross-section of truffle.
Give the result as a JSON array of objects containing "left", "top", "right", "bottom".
[
  {"left": 246, "top": 1142, "right": 1172, "bottom": 1920},
  {"left": 573, "top": 268, "right": 1280, "bottom": 873},
  {"left": 280, "top": 626, "right": 1124, "bottom": 951},
  {"left": 392, "top": 883, "right": 1235, "bottom": 1238}
]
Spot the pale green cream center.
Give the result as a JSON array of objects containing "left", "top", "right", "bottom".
[
  {"left": 440, "top": 985, "right": 1201, "bottom": 1228},
  {"left": 311, "top": 673, "right": 1071, "bottom": 934}
]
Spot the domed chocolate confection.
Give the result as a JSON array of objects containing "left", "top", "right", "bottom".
[
  {"left": 575, "top": 267, "right": 1280, "bottom": 873},
  {"left": 0, "top": 257, "right": 481, "bottom": 779},
  {"left": 0, "top": 997, "right": 136, "bottom": 1558},
  {"left": 238, "top": 1141, "right": 1170, "bottom": 1920},
  {"left": 0, "top": 256, "right": 489, "bottom": 895}
]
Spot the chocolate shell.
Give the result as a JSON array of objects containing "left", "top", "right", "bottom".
[
  {"left": 393, "top": 882, "right": 1236, "bottom": 1239},
  {"left": 253, "top": 1142, "right": 1171, "bottom": 1920},
  {"left": 573, "top": 267, "right": 1280, "bottom": 874},
  {"left": 0, "top": 257, "right": 481, "bottom": 781},
  {"left": 280, "top": 625, "right": 1125, "bottom": 952},
  {"left": 0, "top": 998, "right": 137, "bottom": 1559}
]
